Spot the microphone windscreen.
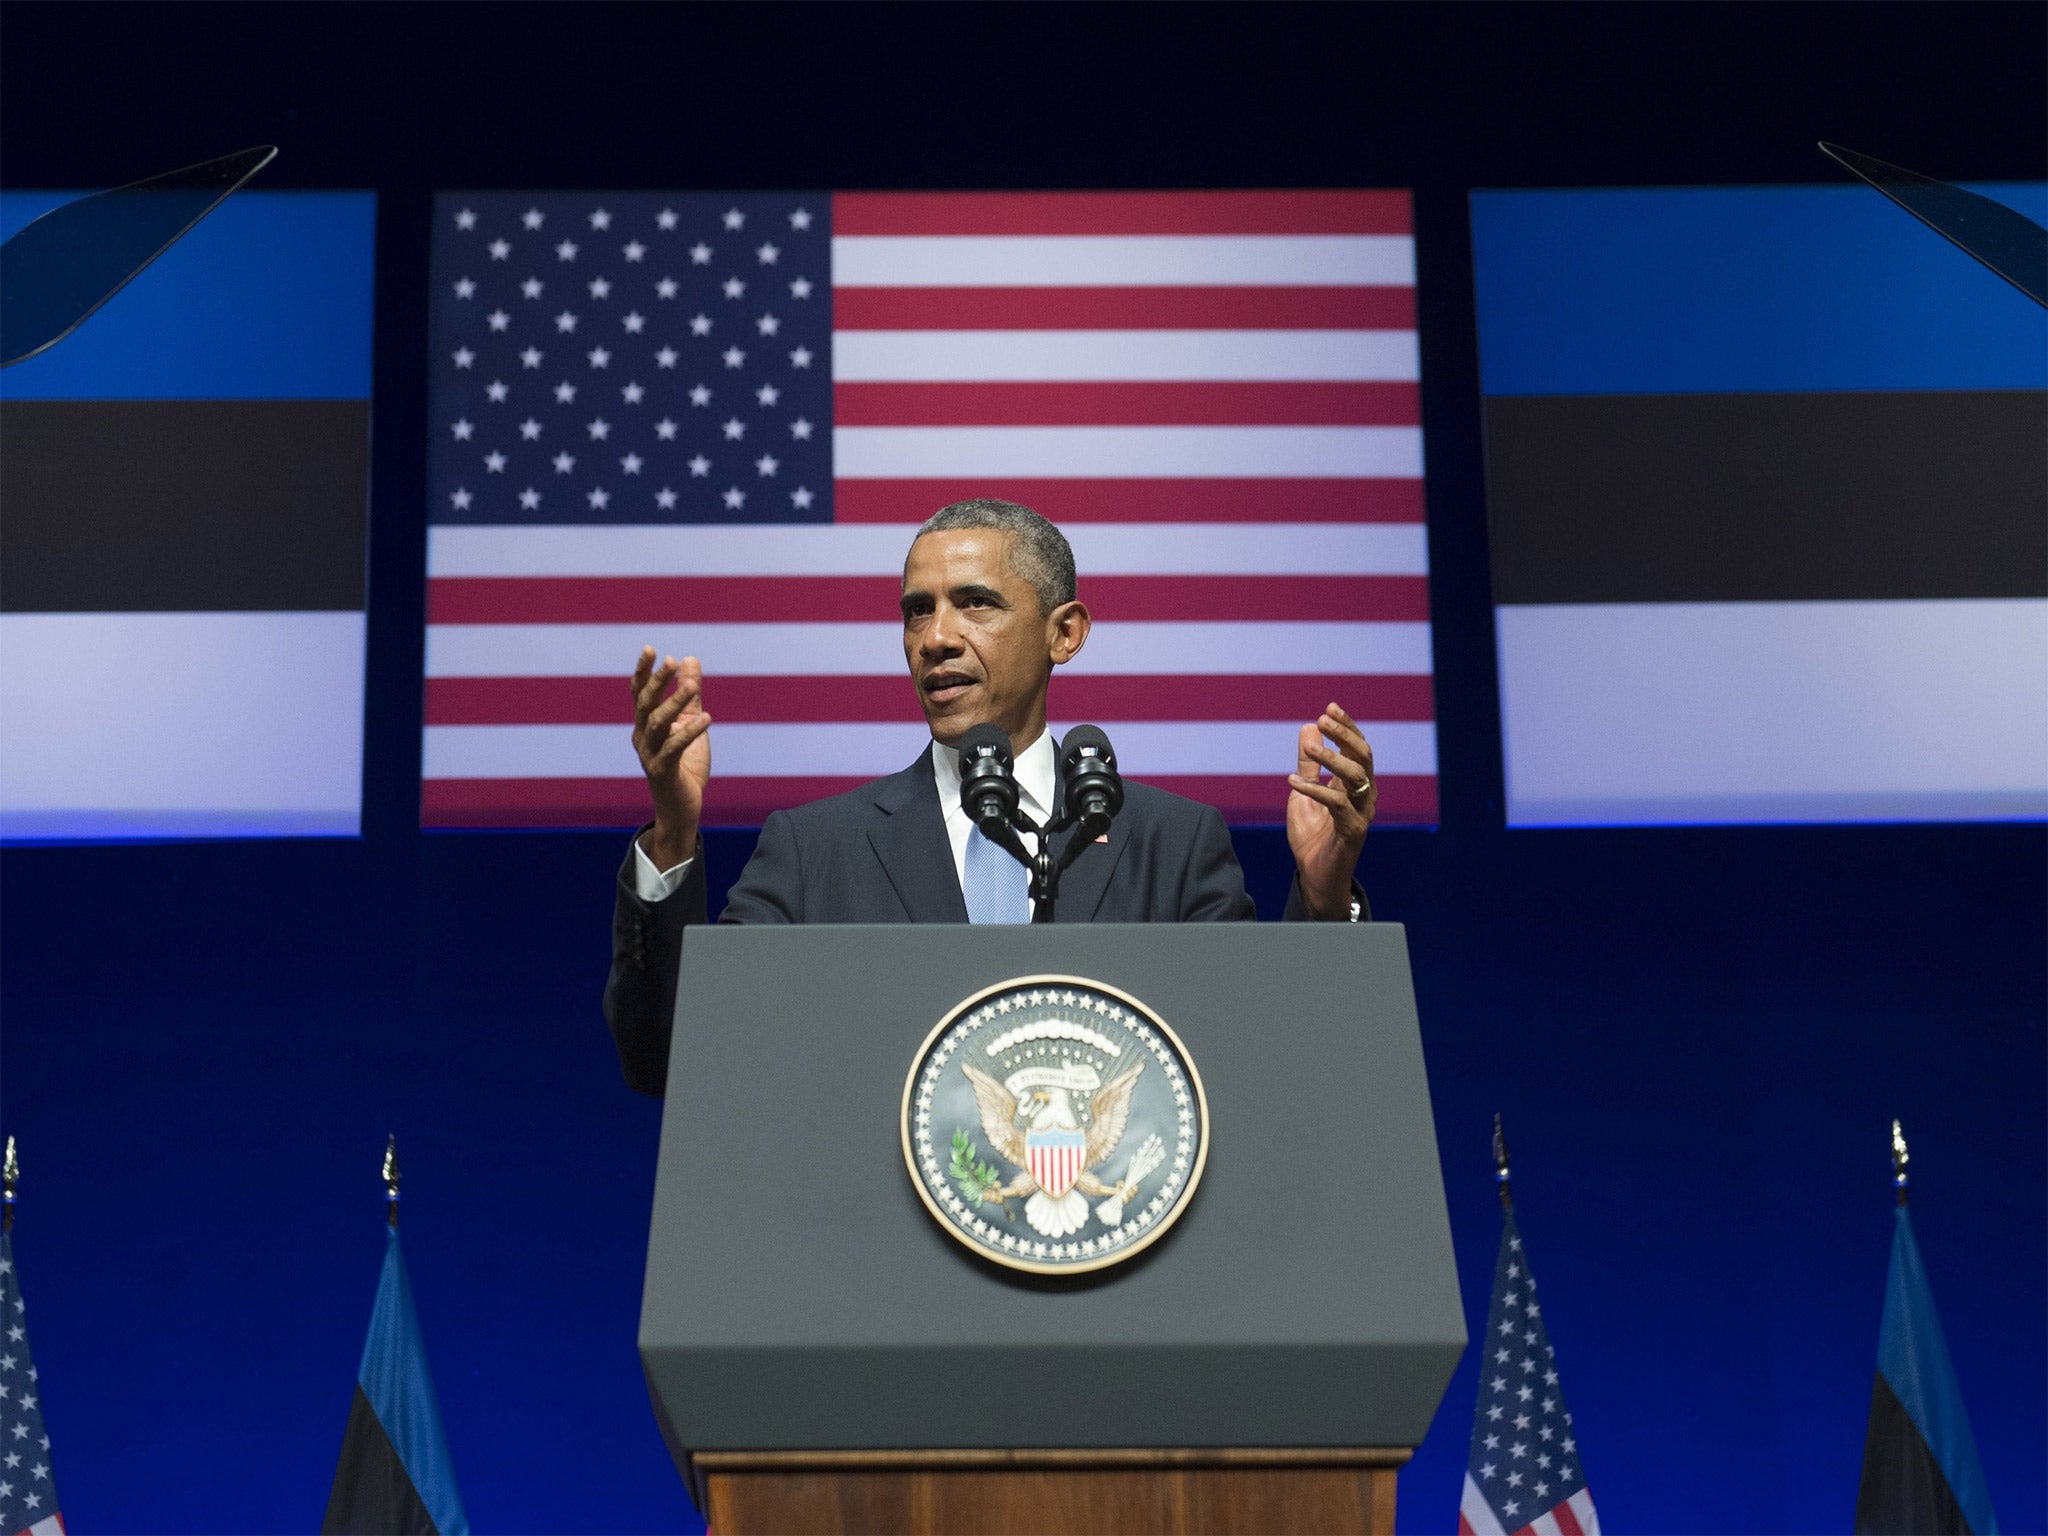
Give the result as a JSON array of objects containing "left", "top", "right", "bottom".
[
  {"left": 958, "top": 721, "right": 1013, "bottom": 769},
  {"left": 1060, "top": 723, "right": 1116, "bottom": 771}
]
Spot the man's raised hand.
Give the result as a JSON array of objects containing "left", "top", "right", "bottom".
[
  {"left": 1285, "top": 701, "right": 1376, "bottom": 920},
  {"left": 631, "top": 647, "right": 712, "bottom": 868}
]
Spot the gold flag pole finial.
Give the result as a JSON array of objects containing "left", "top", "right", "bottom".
[
  {"left": 2, "top": 1136, "right": 16, "bottom": 1233},
  {"left": 1891, "top": 1119, "right": 1910, "bottom": 1207},
  {"left": 383, "top": 1134, "right": 401, "bottom": 1229},
  {"left": 1492, "top": 1113, "right": 1513, "bottom": 1210}
]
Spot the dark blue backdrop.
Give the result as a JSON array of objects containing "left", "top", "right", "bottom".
[{"left": 3, "top": 5, "right": 2042, "bottom": 1531}]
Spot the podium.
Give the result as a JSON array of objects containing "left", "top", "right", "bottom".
[{"left": 639, "top": 923, "right": 1465, "bottom": 1534}]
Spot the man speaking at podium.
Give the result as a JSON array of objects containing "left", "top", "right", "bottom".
[{"left": 604, "top": 499, "right": 1378, "bottom": 1094}]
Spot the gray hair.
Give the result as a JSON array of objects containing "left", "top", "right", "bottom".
[{"left": 912, "top": 498, "right": 1077, "bottom": 614}]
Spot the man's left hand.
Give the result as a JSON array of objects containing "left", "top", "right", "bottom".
[{"left": 1286, "top": 703, "right": 1376, "bottom": 920}]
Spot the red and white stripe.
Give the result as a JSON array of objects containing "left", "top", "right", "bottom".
[
  {"left": 422, "top": 190, "right": 1435, "bottom": 828},
  {"left": 829, "top": 190, "right": 1424, "bottom": 526},
  {"left": 1459, "top": 1475, "right": 1599, "bottom": 1536},
  {"left": 1027, "top": 1141, "right": 1086, "bottom": 1198}
]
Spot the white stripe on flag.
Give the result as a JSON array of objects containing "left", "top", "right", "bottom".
[
  {"left": 431, "top": 523, "right": 912, "bottom": 576},
  {"left": 833, "top": 424, "right": 1423, "bottom": 478},
  {"left": 1062, "top": 621, "right": 1434, "bottom": 676},
  {"left": 1569, "top": 1487, "right": 1601, "bottom": 1534},
  {"left": 427, "top": 522, "right": 1431, "bottom": 578},
  {"left": 1497, "top": 598, "right": 2048, "bottom": 825},
  {"left": 1072, "top": 719, "right": 1437, "bottom": 775},
  {"left": 424, "top": 619, "right": 1436, "bottom": 678},
  {"left": 421, "top": 718, "right": 1437, "bottom": 780},
  {"left": 0, "top": 611, "right": 364, "bottom": 839},
  {"left": 1459, "top": 1473, "right": 1508, "bottom": 1536},
  {"left": 831, "top": 329, "right": 1419, "bottom": 383},
  {"left": 426, "top": 621, "right": 901, "bottom": 677},
  {"left": 831, "top": 234, "right": 1416, "bottom": 287}
]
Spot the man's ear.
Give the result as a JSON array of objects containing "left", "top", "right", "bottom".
[{"left": 1047, "top": 599, "right": 1091, "bottom": 665}]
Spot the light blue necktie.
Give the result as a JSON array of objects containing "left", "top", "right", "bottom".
[{"left": 963, "top": 825, "right": 1031, "bottom": 924}]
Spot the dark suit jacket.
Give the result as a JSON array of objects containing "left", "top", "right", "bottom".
[{"left": 603, "top": 747, "right": 1362, "bottom": 1094}]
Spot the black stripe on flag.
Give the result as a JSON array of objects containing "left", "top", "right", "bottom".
[
  {"left": 0, "top": 399, "right": 368, "bottom": 613},
  {"left": 1485, "top": 390, "right": 2047, "bottom": 604},
  {"left": 323, "top": 1384, "right": 439, "bottom": 1536},
  {"left": 1855, "top": 1372, "right": 1974, "bottom": 1535}
]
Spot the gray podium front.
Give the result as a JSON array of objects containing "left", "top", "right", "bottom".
[{"left": 639, "top": 923, "right": 1465, "bottom": 1535}]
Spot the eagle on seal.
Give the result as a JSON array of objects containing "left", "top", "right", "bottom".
[{"left": 961, "top": 1059, "right": 1145, "bottom": 1238}]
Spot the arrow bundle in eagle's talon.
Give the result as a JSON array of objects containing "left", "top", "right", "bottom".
[{"left": 1094, "top": 1133, "right": 1167, "bottom": 1226}]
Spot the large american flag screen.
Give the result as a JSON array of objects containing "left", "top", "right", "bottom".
[{"left": 422, "top": 190, "right": 1436, "bottom": 828}]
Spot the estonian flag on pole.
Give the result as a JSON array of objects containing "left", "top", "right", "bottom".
[
  {"left": 323, "top": 1226, "right": 469, "bottom": 1536},
  {"left": 1855, "top": 1205, "right": 1998, "bottom": 1535}
]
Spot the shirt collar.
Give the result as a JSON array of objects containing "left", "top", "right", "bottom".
[{"left": 930, "top": 727, "right": 1058, "bottom": 824}]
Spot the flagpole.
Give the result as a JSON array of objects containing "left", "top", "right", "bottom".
[
  {"left": 2, "top": 1135, "right": 15, "bottom": 1233},
  {"left": 383, "top": 1133, "right": 401, "bottom": 1229},
  {"left": 328, "top": 1131, "right": 471, "bottom": 1534},
  {"left": 1890, "top": 1118, "right": 1909, "bottom": 1207},
  {"left": 1461, "top": 1113, "right": 1601, "bottom": 1534}
]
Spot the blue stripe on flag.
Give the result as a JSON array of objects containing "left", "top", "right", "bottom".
[
  {"left": 1470, "top": 183, "right": 2048, "bottom": 396},
  {"left": 0, "top": 191, "right": 376, "bottom": 400},
  {"left": 1877, "top": 1207, "right": 1999, "bottom": 1536},
  {"left": 358, "top": 1228, "right": 470, "bottom": 1536}
]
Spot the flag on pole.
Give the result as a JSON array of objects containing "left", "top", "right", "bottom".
[
  {"left": 0, "top": 1231, "right": 64, "bottom": 1536},
  {"left": 421, "top": 189, "right": 1437, "bottom": 829},
  {"left": 1459, "top": 1205, "right": 1599, "bottom": 1536},
  {"left": 1854, "top": 1204, "right": 1998, "bottom": 1534},
  {"left": 323, "top": 1226, "right": 468, "bottom": 1536}
]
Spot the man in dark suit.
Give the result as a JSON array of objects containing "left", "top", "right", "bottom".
[{"left": 604, "top": 498, "right": 1379, "bottom": 1094}]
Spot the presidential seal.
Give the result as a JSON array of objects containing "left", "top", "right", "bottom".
[{"left": 901, "top": 974, "right": 1209, "bottom": 1275}]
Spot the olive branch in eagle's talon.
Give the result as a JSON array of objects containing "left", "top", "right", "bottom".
[{"left": 949, "top": 1128, "right": 1014, "bottom": 1219}]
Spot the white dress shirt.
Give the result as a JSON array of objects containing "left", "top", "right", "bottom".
[{"left": 631, "top": 728, "right": 1058, "bottom": 904}]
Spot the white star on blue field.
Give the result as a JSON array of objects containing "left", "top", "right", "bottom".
[{"left": 431, "top": 194, "right": 832, "bottom": 526}]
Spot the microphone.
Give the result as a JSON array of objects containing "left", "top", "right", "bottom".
[
  {"left": 1059, "top": 725, "right": 1123, "bottom": 837},
  {"left": 956, "top": 722, "right": 1019, "bottom": 834}
]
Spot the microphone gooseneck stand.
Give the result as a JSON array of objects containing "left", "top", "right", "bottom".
[{"left": 957, "top": 723, "right": 1124, "bottom": 924}]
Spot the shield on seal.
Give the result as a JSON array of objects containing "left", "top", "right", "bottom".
[{"left": 1026, "top": 1128, "right": 1087, "bottom": 1198}]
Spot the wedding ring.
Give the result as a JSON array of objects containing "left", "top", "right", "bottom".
[{"left": 1349, "top": 776, "right": 1372, "bottom": 802}]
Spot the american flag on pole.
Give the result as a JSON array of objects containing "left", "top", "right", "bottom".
[
  {"left": 1460, "top": 1207, "right": 1600, "bottom": 1536},
  {"left": 422, "top": 190, "right": 1435, "bottom": 828},
  {"left": 0, "top": 1233, "right": 64, "bottom": 1536}
]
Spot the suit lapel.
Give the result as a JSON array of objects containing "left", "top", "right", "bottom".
[
  {"left": 1047, "top": 788, "right": 1128, "bottom": 924},
  {"left": 866, "top": 746, "right": 970, "bottom": 923}
]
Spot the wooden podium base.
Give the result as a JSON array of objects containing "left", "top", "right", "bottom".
[{"left": 692, "top": 1448, "right": 1408, "bottom": 1535}]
